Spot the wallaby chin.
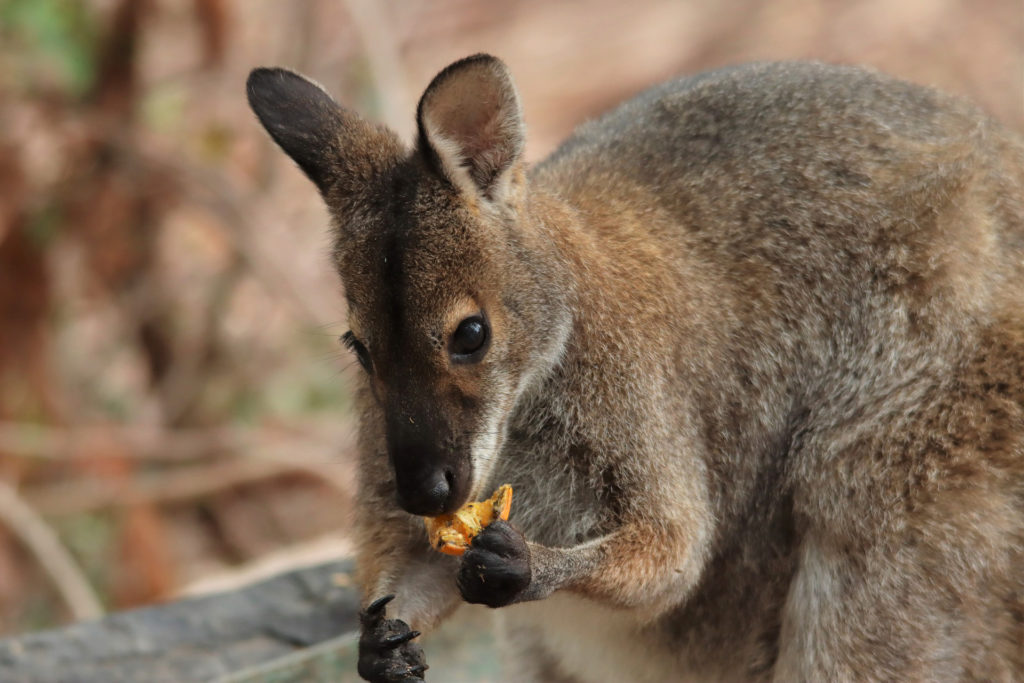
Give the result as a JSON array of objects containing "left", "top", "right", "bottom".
[{"left": 249, "top": 57, "right": 1024, "bottom": 682}]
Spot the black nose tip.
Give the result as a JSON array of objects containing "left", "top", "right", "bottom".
[{"left": 395, "top": 468, "right": 452, "bottom": 516}]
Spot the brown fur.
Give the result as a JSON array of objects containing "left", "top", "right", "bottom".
[{"left": 248, "top": 57, "right": 1024, "bottom": 681}]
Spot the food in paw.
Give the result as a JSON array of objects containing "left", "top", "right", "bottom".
[{"left": 423, "top": 484, "right": 512, "bottom": 556}]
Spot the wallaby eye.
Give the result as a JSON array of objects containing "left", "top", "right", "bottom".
[
  {"left": 341, "top": 331, "right": 373, "bottom": 373},
  {"left": 450, "top": 315, "right": 489, "bottom": 362}
]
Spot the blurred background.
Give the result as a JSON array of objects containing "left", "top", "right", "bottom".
[{"left": 0, "top": 0, "right": 1020, "bottom": 636}]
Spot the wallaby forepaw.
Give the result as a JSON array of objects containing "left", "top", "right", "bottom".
[
  {"left": 357, "top": 595, "right": 428, "bottom": 682},
  {"left": 457, "top": 519, "right": 531, "bottom": 607}
]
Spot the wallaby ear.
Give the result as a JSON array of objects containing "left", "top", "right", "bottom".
[
  {"left": 416, "top": 54, "right": 525, "bottom": 202},
  {"left": 246, "top": 67, "right": 401, "bottom": 196}
]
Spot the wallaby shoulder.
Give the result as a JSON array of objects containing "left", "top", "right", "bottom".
[{"left": 529, "top": 60, "right": 1022, "bottom": 349}]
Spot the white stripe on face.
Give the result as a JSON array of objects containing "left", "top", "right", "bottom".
[{"left": 468, "top": 380, "right": 511, "bottom": 500}]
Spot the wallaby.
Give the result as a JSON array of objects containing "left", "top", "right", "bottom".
[{"left": 247, "top": 56, "right": 1024, "bottom": 682}]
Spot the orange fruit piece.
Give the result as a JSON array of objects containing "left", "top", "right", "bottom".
[{"left": 423, "top": 484, "right": 513, "bottom": 556}]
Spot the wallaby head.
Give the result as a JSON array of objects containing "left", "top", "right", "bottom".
[{"left": 247, "top": 55, "right": 571, "bottom": 516}]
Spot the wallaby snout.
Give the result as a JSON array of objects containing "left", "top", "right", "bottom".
[
  {"left": 379, "top": 350, "right": 486, "bottom": 516},
  {"left": 391, "top": 449, "right": 462, "bottom": 516},
  {"left": 386, "top": 407, "right": 471, "bottom": 516}
]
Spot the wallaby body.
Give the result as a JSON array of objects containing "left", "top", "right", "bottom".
[{"left": 248, "top": 59, "right": 1024, "bottom": 681}]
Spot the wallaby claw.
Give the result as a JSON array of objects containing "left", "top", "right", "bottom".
[
  {"left": 381, "top": 630, "right": 421, "bottom": 647},
  {"left": 365, "top": 594, "right": 395, "bottom": 617},
  {"left": 357, "top": 595, "right": 428, "bottom": 682}
]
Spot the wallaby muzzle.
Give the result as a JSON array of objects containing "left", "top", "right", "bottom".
[{"left": 386, "top": 408, "right": 472, "bottom": 516}]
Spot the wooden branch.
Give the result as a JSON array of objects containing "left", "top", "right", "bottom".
[
  {"left": 177, "top": 533, "right": 352, "bottom": 597},
  {"left": 0, "top": 480, "right": 104, "bottom": 620},
  {"left": 24, "top": 458, "right": 304, "bottom": 517},
  {"left": 0, "top": 559, "right": 360, "bottom": 682},
  {"left": 0, "top": 419, "right": 356, "bottom": 461},
  {"left": 0, "top": 556, "right": 501, "bottom": 682}
]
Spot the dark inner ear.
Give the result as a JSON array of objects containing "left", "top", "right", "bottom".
[
  {"left": 416, "top": 54, "right": 524, "bottom": 196},
  {"left": 246, "top": 67, "right": 346, "bottom": 194}
]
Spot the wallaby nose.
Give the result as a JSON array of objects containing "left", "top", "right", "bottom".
[{"left": 394, "top": 466, "right": 454, "bottom": 516}]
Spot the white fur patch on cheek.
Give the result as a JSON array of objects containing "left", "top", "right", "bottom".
[
  {"left": 469, "top": 381, "right": 512, "bottom": 500},
  {"left": 470, "top": 320, "right": 571, "bottom": 502}
]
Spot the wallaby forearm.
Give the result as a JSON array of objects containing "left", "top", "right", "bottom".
[
  {"left": 522, "top": 519, "right": 707, "bottom": 614},
  {"left": 354, "top": 500, "right": 462, "bottom": 631},
  {"left": 371, "top": 555, "right": 461, "bottom": 631},
  {"left": 358, "top": 538, "right": 462, "bottom": 631}
]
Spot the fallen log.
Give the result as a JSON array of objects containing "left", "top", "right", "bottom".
[{"left": 0, "top": 559, "right": 358, "bottom": 683}]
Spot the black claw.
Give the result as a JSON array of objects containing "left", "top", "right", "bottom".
[
  {"left": 381, "top": 630, "right": 420, "bottom": 648},
  {"left": 358, "top": 605, "right": 428, "bottom": 683},
  {"left": 365, "top": 594, "right": 395, "bottom": 616}
]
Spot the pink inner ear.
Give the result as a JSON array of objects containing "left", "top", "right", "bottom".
[
  {"left": 459, "top": 112, "right": 506, "bottom": 169},
  {"left": 432, "top": 73, "right": 507, "bottom": 158}
]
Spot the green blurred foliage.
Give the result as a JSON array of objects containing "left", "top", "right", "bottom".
[
  {"left": 140, "top": 83, "right": 187, "bottom": 135},
  {"left": 24, "top": 203, "right": 63, "bottom": 249},
  {"left": 0, "top": 0, "right": 98, "bottom": 96},
  {"left": 56, "top": 512, "right": 117, "bottom": 608}
]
